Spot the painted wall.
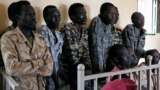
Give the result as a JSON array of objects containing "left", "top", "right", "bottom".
[
  {"left": 0, "top": 0, "right": 159, "bottom": 50},
  {"left": 0, "top": 0, "right": 137, "bottom": 33}
]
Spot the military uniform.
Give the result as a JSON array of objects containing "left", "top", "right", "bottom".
[
  {"left": 1, "top": 27, "right": 53, "bottom": 90},
  {"left": 112, "top": 27, "right": 123, "bottom": 45},
  {"left": 60, "top": 22, "right": 92, "bottom": 90}
]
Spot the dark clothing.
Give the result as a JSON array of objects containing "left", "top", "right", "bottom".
[
  {"left": 60, "top": 22, "right": 92, "bottom": 90},
  {"left": 88, "top": 16, "right": 123, "bottom": 74},
  {"left": 122, "top": 24, "right": 146, "bottom": 58}
]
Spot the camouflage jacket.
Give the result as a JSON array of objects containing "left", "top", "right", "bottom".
[
  {"left": 60, "top": 22, "right": 91, "bottom": 74},
  {"left": 1, "top": 27, "right": 53, "bottom": 90},
  {"left": 112, "top": 27, "right": 123, "bottom": 45}
]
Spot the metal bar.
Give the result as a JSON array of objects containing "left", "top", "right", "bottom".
[
  {"left": 2, "top": 73, "right": 6, "bottom": 90},
  {"left": 138, "top": 71, "right": 141, "bottom": 90},
  {"left": 77, "top": 64, "right": 85, "bottom": 90},
  {"left": 6, "top": 81, "right": 10, "bottom": 90},
  {"left": 2, "top": 73, "right": 19, "bottom": 90},
  {"left": 93, "top": 79, "right": 97, "bottom": 90},
  {"left": 157, "top": 68, "right": 160, "bottom": 90},
  {"left": 84, "top": 64, "right": 159, "bottom": 80},
  {"left": 77, "top": 56, "right": 160, "bottom": 90},
  {"left": 147, "top": 55, "right": 152, "bottom": 90},
  {"left": 0, "top": 68, "right": 19, "bottom": 90},
  {"left": 119, "top": 74, "right": 121, "bottom": 79},
  {"left": 147, "top": 68, "right": 152, "bottom": 90}
]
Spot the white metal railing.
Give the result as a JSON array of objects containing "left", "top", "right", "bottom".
[
  {"left": 77, "top": 55, "right": 160, "bottom": 90},
  {"left": 0, "top": 68, "right": 20, "bottom": 90},
  {"left": 0, "top": 55, "right": 158, "bottom": 90}
]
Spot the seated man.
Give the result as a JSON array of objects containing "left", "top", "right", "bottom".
[
  {"left": 102, "top": 44, "right": 136, "bottom": 90},
  {"left": 1, "top": 1, "right": 53, "bottom": 90},
  {"left": 128, "top": 48, "right": 138, "bottom": 68},
  {"left": 138, "top": 49, "right": 160, "bottom": 90},
  {"left": 106, "top": 44, "right": 131, "bottom": 73}
]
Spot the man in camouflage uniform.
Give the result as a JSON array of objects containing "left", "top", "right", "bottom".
[
  {"left": 60, "top": 3, "right": 92, "bottom": 90},
  {"left": 1, "top": 1, "right": 53, "bottom": 90}
]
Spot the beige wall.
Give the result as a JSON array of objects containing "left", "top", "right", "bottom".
[
  {"left": 0, "top": 0, "right": 137, "bottom": 33},
  {"left": 0, "top": 0, "right": 159, "bottom": 50}
]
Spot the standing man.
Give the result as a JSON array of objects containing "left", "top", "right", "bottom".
[
  {"left": 88, "top": 2, "right": 116, "bottom": 73},
  {"left": 39, "top": 5, "right": 64, "bottom": 90},
  {"left": 60, "top": 3, "right": 92, "bottom": 90},
  {"left": 1, "top": 1, "right": 53, "bottom": 90},
  {"left": 122, "top": 12, "right": 146, "bottom": 59},
  {"left": 7, "top": 1, "right": 18, "bottom": 30}
]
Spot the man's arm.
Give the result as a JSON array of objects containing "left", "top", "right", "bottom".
[
  {"left": 81, "top": 46, "right": 92, "bottom": 75},
  {"left": 1, "top": 35, "right": 53, "bottom": 76},
  {"left": 88, "top": 18, "right": 102, "bottom": 73},
  {"left": 36, "top": 46, "right": 53, "bottom": 76},
  {"left": 122, "top": 26, "right": 132, "bottom": 48},
  {"left": 38, "top": 27, "right": 53, "bottom": 76}
]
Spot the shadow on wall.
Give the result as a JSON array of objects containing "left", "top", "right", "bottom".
[
  {"left": 34, "top": 6, "right": 42, "bottom": 30},
  {"left": 59, "top": 4, "right": 68, "bottom": 29},
  {"left": 0, "top": 3, "right": 9, "bottom": 37},
  {"left": 84, "top": 4, "right": 91, "bottom": 28}
]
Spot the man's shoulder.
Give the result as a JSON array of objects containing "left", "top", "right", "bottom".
[
  {"left": 124, "top": 24, "right": 134, "bottom": 29},
  {"left": 1, "top": 29, "right": 18, "bottom": 39},
  {"left": 63, "top": 22, "right": 78, "bottom": 33},
  {"left": 91, "top": 16, "right": 101, "bottom": 24},
  {"left": 63, "top": 22, "right": 73, "bottom": 29},
  {"left": 90, "top": 16, "right": 111, "bottom": 29},
  {"left": 60, "top": 23, "right": 71, "bottom": 35},
  {"left": 38, "top": 25, "right": 50, "bottom": 33},
  {"left": 123, "top": 24, "right": 134, "bottom": 32},
  {"left": 33, "top": 32, "right": 47, "bottom": 47},
  {"left": 115, "top": 28, "right": 122, "bottom": 32},
  {"left": 39, "top": 25, "right": 48, "bottom": 30},
  {"left": 92, "top": 16, "right": 100, "bottom": 20},
  {"left": 34, "top": 32, "right": 45, "bottom": 39}
]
